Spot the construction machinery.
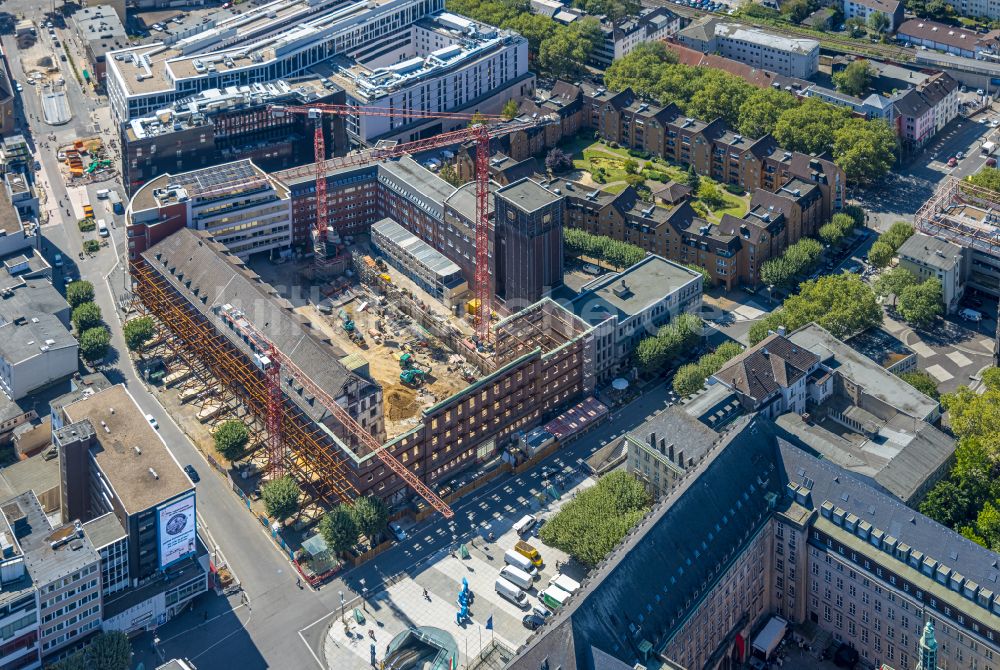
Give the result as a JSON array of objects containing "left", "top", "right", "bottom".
[
  {"left": 399, "top": 368, "right": 426, "bottom": 386},
  {"left": 337, "top": 309, "right": 365, "bottom": 346},
  {"left": 269, "top": 103, "right": 558, "bottom": 342},
  {"left": 398, "top": 352, "right": 431, "bottom": 375}
]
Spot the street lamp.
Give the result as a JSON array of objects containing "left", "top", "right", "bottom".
[
  {"left": 360, "top": 578, "right": 368, "bottom": 613},
  {"left": 339, "top": 590, "right": 346, "bottom": 624}
]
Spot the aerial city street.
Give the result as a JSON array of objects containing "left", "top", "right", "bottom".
[{"left": 1, "top": 0, "right": 1000, "bottom": 668}]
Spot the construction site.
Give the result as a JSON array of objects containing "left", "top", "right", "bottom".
[
  {"left": 126, "top": 105, "right": 597, "bottom": 524},
  {"left": 915, "top": 175, "right": 1000, "bottom": 297}
]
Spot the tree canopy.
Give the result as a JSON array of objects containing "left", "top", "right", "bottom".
[
  {"left": 968, "top": 167, "right": 1000, "bottom": 195},
  {"left": 633, "top": 313, "right": 702, "bottom": 375},
  {"left": 319, "top": 505, "right": 359, "bottom": 554},
  {"left": 538, "top": 470, "right": 651, "bottom": 566},
  {"left": 832, "top": 118, "right": 897, "bottom": 185},
  {"left": 564, "top": 228, "right": 645, "bottom": 268},
  {"left": 738, "top": 87, "right": 799, "bottom": 139},
  {"left": 66, "top": 280, "right": 95, "bottom": 308},
  {"left": 748, "top": 274, "right": 882, "bottom": 344},
  {"left": 71, "top": 302, "right": 103, "bottom": 332},
  {"left": 673, "top": 341, "right": 744, "bottom": 396},
  {"left": 897, "top": 278, "right": 943, "bottom": 328},
  {"left": 261, "top": 475, "right": 301, "bottom": 520},
  {"left": 773, "top": 97, "right": 852, "bottom": 156},
  {"left": 873, "top": 266, "right": 918, "bottom": 306},
  {"left": 350, "top": 495, "right": 390, "bottom": 541},
  {"left": 898, "top": 370, "right": 940, "bottom": 400},
  {"left": 123, "top": 316, "right": 156, "bottom": 351},
  {"left": 833, "top": 60, "right": 873, "bottom": 97},
  {"left": 214, "top": 420, "right": 250, "bottom": 461},
  {"left": 817, "top": 212, "right": 856, "bottom": 247},
  {"left": 79, "top": 327, "right": 111, "bottom": 363},
  {"left": 866, "top": 10, "right": 890, "bottom": 33},
  {"left": 49, "top": 632, "right": 132, "bottom": 670},
  {"left": 759, "top": 238, "right": 824, "bottom": 288}
]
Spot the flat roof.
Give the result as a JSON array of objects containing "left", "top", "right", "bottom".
[
  {"left": 371, "top": 218, "right": 462, "bottom": 279},
  {"left": 63, "top": 385, "right": 193, "bottom": 515},
  {"left": 573, "top": 255, "right": 700, "bottom": 324},
  {"left": 715, "top": 22, "right": 819, "bottom": 54},
  {"left": 82, "top": 512, "right": 127, "bottom": 550},
  {"left": 496, "top": 178, "right": 560, "bottom": 213},
  {"left": 0, "top": 455, "right": 60, "bottom": 503},
  {"left": 12, "top": 491, "right": 99, "bottom": 588},
  {"left": 788, "top": 323, "right": 939, "bottom": 421},
  {"left": 897, "top": 232, "right": 964, "bottom": 271}
]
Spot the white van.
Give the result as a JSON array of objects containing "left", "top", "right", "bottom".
[
  {"left": 500, "top": 565, "right": 535, "bottom": 590},
  {"left": 495, "top": 577, "right": 528, "bottom": 608},
  {"left": 97, "top": 219, "right": 109, "bottom": 237},
  {"left": 961, "top": 308, "right": 983, "bottom": 322},
  {"left": 95, "top": 189, "right": 110, "bottom": 199},
  {"left": 504, "top": 549, "right": 538, "bottom": 576},
  {"left": 550, "top": 573, "right": 581, "bottom": 594},
  {"left": 513, "top": 514, "right": 536, "bottom": 536}
]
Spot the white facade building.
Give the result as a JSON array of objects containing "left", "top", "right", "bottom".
[{"left": 679, "top": 17, "right": 820, "bottom": 78}]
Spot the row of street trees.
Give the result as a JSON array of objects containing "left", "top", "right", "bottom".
[
  {"left": 759, "top": 238, "right": 824, "bottom": 289},
  {"left": 66, "top": 281, "right": 111, "bottom": 363},
  {"left": 632, "top": 313, "right": 701, "bottom": 375},
  {"left": 866, "top": 221, "right": 914, "bottom": 268},
  {"left": 673, "top": 341, "right": 744, "bottom": 396},
  {"left": 564, "top": 228, "right": 646, "bottom": 269},
  {"left": 318, "top": 495, "right": 392, "bottom": 553}
]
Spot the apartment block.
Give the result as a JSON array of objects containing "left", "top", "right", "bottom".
[
  {"left": 589, "top": 7, "right": 681, "bottom": 68},
  {"left": 896, "top": 233, "right": 966, "bottom": 314},
  {"left": 843, "top": 0, "right": 904, "bottom": 31}
]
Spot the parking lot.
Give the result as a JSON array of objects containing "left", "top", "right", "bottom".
[{"left": 321, "top": 472, "right": 593, "bottom": 669}]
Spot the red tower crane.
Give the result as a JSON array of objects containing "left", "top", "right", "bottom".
[{"left": 272, "top": 104, "right": 553, "bottom": 342}]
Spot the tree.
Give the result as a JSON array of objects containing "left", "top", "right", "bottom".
[
  {"left": 697, "top": 182, "right": 727, "bottom": 210},
  {"left": 686, "top": 69, "right": 753, "bottom": 127},
  {"left": 759, "top": 238, "right": 823, "bottom": 287},
  {"left": 899, "top": 370, "right": 941, "bottom": 400},
  {"left": 685, "top": 164, "right": 700, "bottom": 191},
  {"left": 684, "top": 264, "right": 712, "bottom": 285},
  {"left": 71, "top": 301, "right": 102, "bottom": 332},
  {"left": 505, "top": 13, "right": 557, "bottom": 55},
  {"left": 572, "top": 0, "right": 640, "bottom": 21},
  {"left": 774, "top": 97, "right": 852, "bottom": 155},
  {"left": 672, "top": 341, "right": 743, "bottom": 396},
  {"left": 867, "top": 9, "right": 890, "bottom": 33},
  {"left": 921, "top": 479, "right": 977, "bottom": 529},
  {"left": 537, "top": 470, "right": 650, "bottom": 566},
  {"left": 897, "top": 278, "right": 943, "bottom": 328},
  {"left": 737, "top": 87, "right": 798, "bottom": 139},
  {"left": 438, "top": 162, "right": 462, "bottom": 187},
  {"left": 832, "top": 59, "right": 874, "bottom": 97},
  {"left": 818, "top": 221, "right": 846, "bottom": 247},
  {"left": 83, "top": 239, "right": 101, "bottom": 254},
  {"left": 214, "top": 420, "right": 250, "bottom": 460},
  {"left": 633, "top": 313, "right": 702, "bottom": 374},
  {"left": 538, "top": 18, "right": 601, "bottom": 79},
  {"left": 318, "top": 505, "right": 359, "bottom": 554},
  {"left": 350, "top": 495, "right": 390, "bottom": 541},
  {"left": 123, "top": 316, "right": 155, "bottom": 352},
  {"left": 545, "top": 147, "right": 573, "bottom": 173},
  {"left": 970, "top": 168, "right": 1000, "bottom": 195},
  {"left": 873, "top": 266, "right": 918, "bottom": 306},
  {"left": 468, "top": 111, "right": 487, "bottom": 127},
  {"left": 783, "top": 0, "right": 814, "bottom": 23},
  {"left": 79, "top": 326, "right": 110, "bottom": 363},
  {"left": 833, "top": 118, "right": 897, "bottom": 185},
  {"left": 866, "top": 239, "right": 895, "bottom": 269},
  {"left": 604, "top": 41, "right": 678, "bottom": 100},
  {"left": 883, "top": 221, "right": 915, "bottom": 249},
  {"left": 748, "top": 274, "right": 882, "bottom": 344},
  {"left": 66, "top": 280, "right": 95, "bottom": 308},
  {"left": 261, "top": 475, "right": 301, "bottom": 520},
  {"left": 501, "top": 98, "right": 519, "bottom": 121},
  {"left": 49, "top": 632, "right": 132, "bottom": 670},
  {"left": 623, "top": 158, "right": 639, "bottom": 175}
]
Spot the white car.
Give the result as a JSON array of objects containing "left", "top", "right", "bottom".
[
  {"left": 145, "top": 413, "right": 159, "bottom": 429},
  {"left": 388, "top": 522, "right": 406, "bottom": 541},
  {"left": 14, "top": 83, "right": 22, "bottom": 92}
]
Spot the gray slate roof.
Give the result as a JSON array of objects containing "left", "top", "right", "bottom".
[{"left": 142, "top": 228, "right": 376, "bottom": 424}]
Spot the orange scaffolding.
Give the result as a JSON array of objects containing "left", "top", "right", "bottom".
[{"left": 131, "top": 258, "right": 360, "bottom": 506}]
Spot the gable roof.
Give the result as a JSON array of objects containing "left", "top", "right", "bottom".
[{"left": 714, "top": 333, "right": 819, "bottom": 401}]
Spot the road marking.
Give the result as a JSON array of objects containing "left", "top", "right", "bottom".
[
  {"left": 925, "top": 364, "right": 954, "bottom": 382},
  {"left": 947, "top": 351, "right": 973, "bottom": 368},
  {"left": 908, "top": 341, "right": 936, "bottom": 358}
]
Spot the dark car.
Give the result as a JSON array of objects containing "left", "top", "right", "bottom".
[
  {"left": 522, "top": 614, "right": 547, "bottom": 630},
  {"left": 964, "top": 296, "right": 984, "bottom": 307},
  {"left": 184, "top": 464, "right": 200, "bottom": 483}
]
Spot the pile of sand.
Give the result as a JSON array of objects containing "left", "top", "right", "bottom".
[{"left": 386, "top": 386, "right": 419, "bottom": 421}]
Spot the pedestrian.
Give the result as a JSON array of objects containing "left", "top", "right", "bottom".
[{"left": 203, "top": 611, "right": 208, "bottom": 622}]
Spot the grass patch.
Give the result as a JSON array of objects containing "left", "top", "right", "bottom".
[
  {"left": 701, "top": 189, "right": 749, "bottom": 223},
  {"left": 602, "top": 182, "right": 629, "bottom": 194}
]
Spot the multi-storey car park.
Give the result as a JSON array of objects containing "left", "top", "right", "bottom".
[{"left": 106, "top": 0, "right": 532, "bottom": 146}]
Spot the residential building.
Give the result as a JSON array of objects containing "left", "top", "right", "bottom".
[
  {"left": 678, "top": 17, "right": 820, "bottom": 78},
  {"left": 664, "top": 41, "right": 812, "bottom": 91},
  {"left": 571, "top": 255, "right": 703, "bottom": 381},
  {"left": 18, "top": 496, "right": 102, "bottom": 659},
  {"left": 71, "top": 6, "right": 128, "bottom": 83},
  {"left": 805, "top": 85, "right": 899, "bottom": 125},
  {"left": 56, "top": 385, "right": 209, "bottom": 634},
  {"left": 106, "top": 0, "right": 533, "bottom": 148},
  {"left": 893, "top": 71, "right": 960, "bottom": 150},
  {"left": 896, "top": 233, "right": 966, "bottom": 313},
  {"left": 0, "top": 493, "right": 40, "bottom": 670},
  {"left": 896, "top": 19, "right": 994, "bottom": 58},
  {"left": 956, "top": 0, "right": 1000, "bottom": 20},
  {"left": 120, "top": 80, "right": 346, "bottom": 195},
  {"left": 842, "top": 0, "right": 904, "bottom": 32},
  {"left": 0, "top": 47, "right": 16, "bottom": 138},
  {"left": 126, "top": 159, "right": 292, "bottom": 260},
  {"left": 589, "top": 8, "right": 681, "bottom": 68},
  {"left": 0, "top": 172, "right": 39, "bottom": 258},
  {"left": 0, "top": 278, "right": 76, "bottom": 401}
]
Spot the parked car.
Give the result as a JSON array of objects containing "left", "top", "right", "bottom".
[
  {"left": 522, "top": 614, "right": 546, "bottom": 630},
  {"left": 957, "top": 151, "right": 965, "bottom": 159},
  {"left": 388, "top": 522, "right": 407, "bottom": 541},
  {"left": 184, "top": 464, "right": 200, "bottom": 483},
  {"left": 988, "top": 158, "right": 997, "bottom": 167},
  {"left": 145, "top": 414, "right": 159, "bottom": 429},
  {"left": 948, "top": 157, "right": 958, "bottom": 167}
]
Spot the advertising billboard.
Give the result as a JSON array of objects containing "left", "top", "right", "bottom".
[{"left": 158, "top": 493, "right": 196, "bottom": 569}]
